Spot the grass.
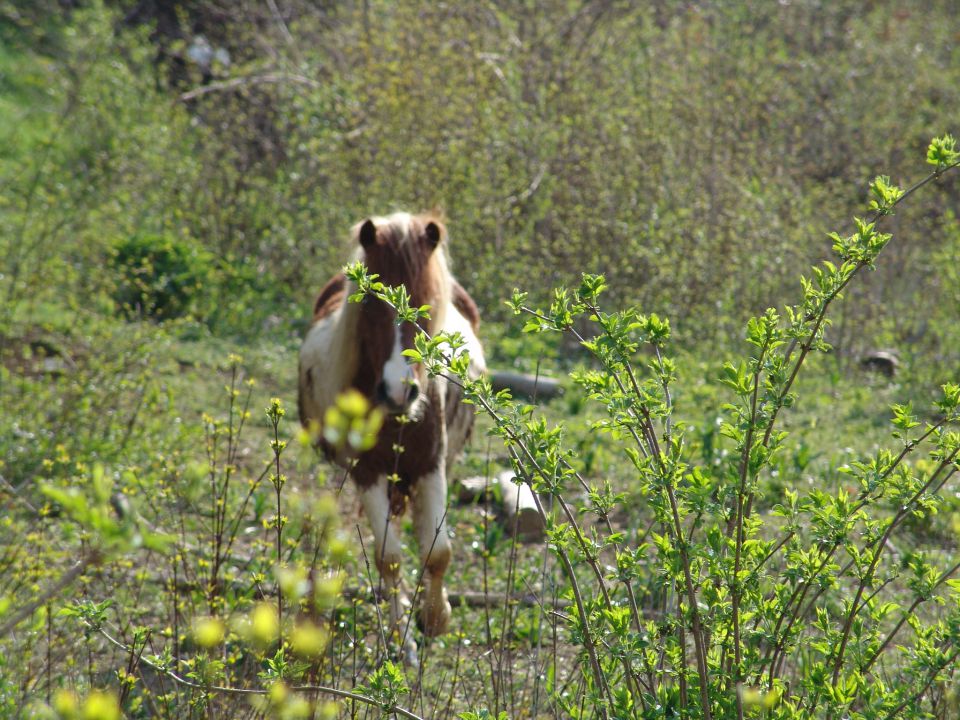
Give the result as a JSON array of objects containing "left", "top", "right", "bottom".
[
  {"left": 3, "top": 235, "right": 957, "bottom": 718},
  {"left": 6, "top": 292, "right": 960, "bottom": 720}
]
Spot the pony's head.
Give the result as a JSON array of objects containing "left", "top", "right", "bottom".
[{"left": 352, "top": 212, "right": 450, "bottom": 418}]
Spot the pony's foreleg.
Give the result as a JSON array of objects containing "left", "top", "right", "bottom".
[
  {"left": 412, "top": 468, "right": 452, "bottom": 636},
  {"left": 359, "top": 477, "right": 417, "bottom": 665}
]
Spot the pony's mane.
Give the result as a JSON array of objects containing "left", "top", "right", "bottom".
[{"left": 350, "top": 211, "right": 453, "bottom": 334}]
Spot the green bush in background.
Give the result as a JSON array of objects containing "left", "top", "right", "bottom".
[{"left": 111, "top": 234, "right": 214, "bottom": 321}]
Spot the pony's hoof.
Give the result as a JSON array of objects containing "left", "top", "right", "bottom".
[{"left": 418, "top": 593, "right": 452, "bottom": 637}]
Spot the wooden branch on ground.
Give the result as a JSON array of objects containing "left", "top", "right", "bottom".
[
  {"left": 496, "top": 471, "right": 546, "bottom": 541},
  {"left": 178, "top": 72, "right": 321, "bottom": 102},
  {"left": 163, "top": 576, "right": 563, "bottom": 609},
  {"left": 489, "top": 370, "right": 562, "bottom": 400},
  {"left": 454, "top": 471, "right": 546, "bottom": 542}
]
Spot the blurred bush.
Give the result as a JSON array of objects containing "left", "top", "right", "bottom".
[{"left": 111, "top": 233, "right": 214, "bottom": 320}]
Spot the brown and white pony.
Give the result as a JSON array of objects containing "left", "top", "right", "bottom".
[{"left": 298, "top": 212, "right": 485, "bottom": 664}]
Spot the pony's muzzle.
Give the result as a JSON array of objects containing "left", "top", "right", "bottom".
[{"left": 377, "top": 378, "right": 420, "bottom": 414}]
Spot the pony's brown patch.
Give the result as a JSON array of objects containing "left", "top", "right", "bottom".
[
  {"left": 313, "top": 273, "right": 347, "bottom": 320},
  {"left": 351, "top": 382, "right": 444, "bottom": 490}
]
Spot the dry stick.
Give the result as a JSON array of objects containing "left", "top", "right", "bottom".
[
  {"left": 210, "top": 363, "right": 241, "bottom": 594},
  {"left": 177, "top": 72, "right": 321, "bottom": 102},
  {"left": 119, "top": 628, "right": 149, "bottom": 706},
  {"left": 170, "top": 553, "right": 181, "bottom": 699},
  {"left": 480, "top": 440, "right": 499, "bottom": 711},
  {"left": 0, "top": 474, "right": 38, "bottom": 514},
  {"left": 357, "top": 529, "right": 390, "bottom": 657},
  {"left": 265, "top": 0, "right": 299, "bottom": 56},
  {"left": 221, "top": 461, "right": 272, "bottom": 562},
  {"left": 552, "top": 596, "right": 562, "bottom": 720},
  {"left": 218, "top": 375, "right": 256, "bottom": 563},
  {"left": 515, "top": 575, "right": 545, "bottom": 710},
  {"left": 441, "top": 632, "right": 465, "bottom": 720},
  {"left": 0, "top": 553, "right": 99, "bottom": 636},
  {"left": 271, "top": 400, "right": 284, "bottom": 633},
  {"left": 350, "top": 600, "right": 359, "bottom": 716},
  {"left": 205, "top": 414, "right": 221, "bottom": 611},
  {"left": 361, "top": 416, "right": 408, "bottom": 667},
  {"left": 87, "top": 620, "right": 426, "bottom": 720},
  {"left": 226, "top": 369, "right": 255, "bottom": 470},
  {"left": 498, "top": 475, "right": 523, "bottom": 717},
  {"left": 45, "top": 574, "right": 52, "bottom": 705},
  {"left": 531, "top": 486, "right": 557, "bottom": 719},
  {"left": 398, "top": 505, "right": 450, "bottom": 659}
]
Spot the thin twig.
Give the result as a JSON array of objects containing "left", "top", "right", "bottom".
[
  {"left": 86, "top": 620, "right": 426, "bottom": 720},
  {"left": 178, "top": 72, "right": 321, "bottom": 102},
  {"left": 0, "top": 553, "right": 99, "bottom": 636}
]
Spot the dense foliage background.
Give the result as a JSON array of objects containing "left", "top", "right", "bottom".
[
  {"left": 2, "top": 1, "right": 959, "bottom": 718},
  {"left": 3, "top": 0, "right": 959, "bottom": 351}
]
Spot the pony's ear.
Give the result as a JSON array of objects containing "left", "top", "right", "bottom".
[
  {"left": 425, "top": 221, "right": 442, "bottom": 249},
  {"left": 359, "top": 219, "right": 377, "bottom": 248}
]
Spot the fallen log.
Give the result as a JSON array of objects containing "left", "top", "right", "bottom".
[
  {"left": 453, "top": 471, "right": 546, "bottom": 543},
  {"left": 453, "top": 475, "right": 492, "bottom": 503},
  {"left": 163, "top": 576, "right": 563, "bottom": 609},
  {"left": 496, "top": 471, "right": 546, "bottom": 542},
  {"left": 489, "top": 370, "right": 562, "bottom": 400}
]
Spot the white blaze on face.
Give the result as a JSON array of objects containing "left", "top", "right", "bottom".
[{"left": 382, "top": 326, "right": 416, "bottom": 407}]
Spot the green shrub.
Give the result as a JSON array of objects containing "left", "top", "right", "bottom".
[{"left": 110, "top": 233, "right": 214, "bottom": 321}]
